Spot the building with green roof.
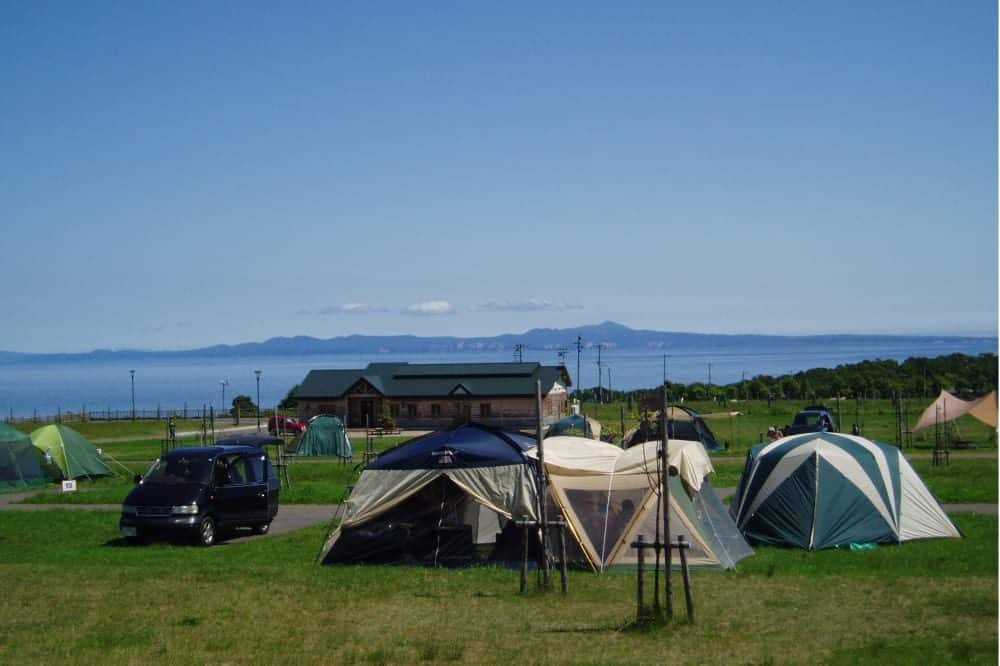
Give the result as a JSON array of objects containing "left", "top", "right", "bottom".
[{"left": 293, "top": 362, "right": 571, "bottom": 429}]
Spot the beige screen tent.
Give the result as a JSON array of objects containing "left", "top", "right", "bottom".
[
  {"left": 532, "top": 436, "right": 752, "bottom": 571},
  {"left": 913, "top": 390, "right": 998, "bottom": 432}
]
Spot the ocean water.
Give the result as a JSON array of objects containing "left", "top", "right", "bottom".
[{"left": 0, "top": 337, "right": 995, "bottom": 418}]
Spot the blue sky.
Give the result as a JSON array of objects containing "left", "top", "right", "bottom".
[{"left": 2, "top": 1, "right": 996, "bottom": 353}]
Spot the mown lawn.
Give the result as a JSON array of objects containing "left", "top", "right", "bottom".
[{"left": 0, "top": 510, "right": 994, "bottom": 664}]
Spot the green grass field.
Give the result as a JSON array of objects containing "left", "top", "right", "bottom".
[
  {"left": 0, "top": 509, "right": 994, "bottom": 664},
  {"left": 584, "top": 398, "right": 998, "bottom": 457}
]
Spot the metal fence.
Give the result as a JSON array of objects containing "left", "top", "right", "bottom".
[{"left": 3, "top": 406, "right": 295, "bottom": 425}]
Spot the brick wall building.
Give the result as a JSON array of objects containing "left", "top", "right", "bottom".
[{"left": 292, "top": 362, "right": 571, "bottom": 430}]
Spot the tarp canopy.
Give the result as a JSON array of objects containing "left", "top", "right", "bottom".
[
  {"left": 913, "top": 390, "right": 999, "bottom": 432},
  {"left": 0, "top": 424, "right": 47, "bottom": 492},
  {"left": 296, "top": 415, "right": 353, "bottom": 457},
  {"left": 319, "top": 424, "right": 539, "bottom": 566},
  {"left": 546, "top": 414, "right": 602, "bottom": 440},
  {"left": 532, "top": 436, "right": 752, "bottom": 571},
  {"left": 730, "top": 432, "right": 961, "bottom": 550},
  {"left": 29, "top": 424, "right": 112, "bottom": 480}
]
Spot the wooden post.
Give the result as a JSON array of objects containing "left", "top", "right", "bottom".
[
  {"left": 661, "top": 384, "right": 673, "bottom": 619},
  {"left": 536, "top": 380, "right": 551, "bottom": 588},
  {"left": 635, "top": 534, "right": 645, "bottom": 620},
  {"left": 520, "top": 525, "right": 529, "bottom": 594},
  {"left": 677, "top": 535, "right": 695, "bottom": 623},
  {"left": 558, "top": 519, "right": 568, "bottom": 594},
  {"left": 620, "top": 405, "right": 625, "bottom": 446}
]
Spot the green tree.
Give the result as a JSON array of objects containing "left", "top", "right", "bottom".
[
  {"left": 379, "top": 402, "right": 396, "bottom": 430},
  {"left": 230, "top": 395, "right": 257, "bottom": 417},
  {"left": 279, "top": 385, "right": 299, "bottom": 410}
]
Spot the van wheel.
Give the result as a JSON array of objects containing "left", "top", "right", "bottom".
[
  {"left": 253, "top": 521, "right": 270, "bottom": 535},
  {"left": 197, "top": 517, "right": 216, "bottom": 547}
]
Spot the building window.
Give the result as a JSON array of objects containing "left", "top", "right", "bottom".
[
  {"left": 407, "top": 404, "right": 417, "bottom": 418},
  {"left": 480, "top": 403, "right": 492, "bottom": 418},
  {"left": 431, "top": 404, "right": 442, "bottom": 417}
]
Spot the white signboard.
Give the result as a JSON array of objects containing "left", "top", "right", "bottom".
[{"left": 61, "top": 480, "right": 77, "bottom": 493}]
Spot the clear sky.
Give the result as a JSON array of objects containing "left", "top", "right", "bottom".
[{"left": 2, "top": 1, "right": 997, "bottom": 353}]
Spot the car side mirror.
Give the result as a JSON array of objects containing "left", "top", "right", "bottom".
[{"left": 133, "top": 474, "right": 142, "bottom": 484}]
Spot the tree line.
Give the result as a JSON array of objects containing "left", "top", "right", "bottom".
[{"left": 576, "top": 353, "right": 998, "bottom": 404}]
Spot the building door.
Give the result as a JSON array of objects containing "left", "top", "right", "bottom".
[{"left": 453, "top": 402, "right": 471, "bottom": 425}]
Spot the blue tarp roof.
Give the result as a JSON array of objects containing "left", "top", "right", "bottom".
[{"left": 370, "top": 423, "right": 536, "bottom": 470}]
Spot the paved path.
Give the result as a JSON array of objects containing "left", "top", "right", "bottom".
[
  {"left": 0, "top": 493, "right": 339, "bottom": 543},
  {"left": 92, "top": 424, "right": 261, "bottom": 444},
  {"left": 2, "top": 484, "right": 994, "bottom": 548}
]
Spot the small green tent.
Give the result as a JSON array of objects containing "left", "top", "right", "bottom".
[
  {"left": 0, "top": 423, "right": 47, "bottom": 491},
  {"left": 30, "top": 424, "right": 112, "bottom": 479},
  {"left": 296, "top": 415, "right": 353, "bottom": 458}
]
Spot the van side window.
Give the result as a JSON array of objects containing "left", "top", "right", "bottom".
[
  {"left": 230, "top": 456, "right": 254, "bottom": 484},
  {"left": 249, "top": 455, "right": 265, "bottom": 482}
]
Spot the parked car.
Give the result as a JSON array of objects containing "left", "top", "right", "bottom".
[
  {"left": 120, "top": 444, "right": 279, "bottom": 546},
  {"left": 784, "top": 406, "right": 837, "bottom": 436},
  {"left": 268, "top": 415, "right": 306, "bottom": 435}
]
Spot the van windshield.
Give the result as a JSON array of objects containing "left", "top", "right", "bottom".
[{"left": 144, "top": 455, "right": 213, "bottom": 485}]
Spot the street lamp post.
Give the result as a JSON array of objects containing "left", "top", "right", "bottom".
[
  {"left": 130, "top": 370, "right": 136, "bottom": 420},
  {"left": 254, "top": 370, "right": 262, "bottom": 432},
  {"left": 220, "top": 380, "right": 229, "bottom": 418}
]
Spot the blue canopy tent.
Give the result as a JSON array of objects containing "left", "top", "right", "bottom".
[{"left": 319, "top": 423, "right": 539, "bottom": 566}]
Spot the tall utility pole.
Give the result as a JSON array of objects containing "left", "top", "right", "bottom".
[
  {"left": 254, "top": 370, "right": 262, "bottom": 432},
  {"left": 607, "top": 366, "right": 612, "bottom": 401},
  {"left": 575, "top": 336, "right": 583, "bottom": 397},
  {"left": 596, "top": 344, "right": 605, "bottom": 404},
  {"left": 708, "top": 362, "right": 713, "bottom": 398},
  {"left": 742, "top": 370, "right": 747, "bottom": 401},
  {"left": 514, "top": 344, "right": 524, "bottom": 363},
  {"left": 130, "top": 370, "right": 136, "bottom": 420}
]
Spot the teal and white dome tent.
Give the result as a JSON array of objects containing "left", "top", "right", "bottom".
[{"left": 730, "top": 432, "right": 961, "bottom": 550}]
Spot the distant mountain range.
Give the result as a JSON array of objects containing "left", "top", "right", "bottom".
[{"left": 1, "top": 322, "right": 996, "bottom": 362}]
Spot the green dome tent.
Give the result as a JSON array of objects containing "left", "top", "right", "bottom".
[
  {"left": 297, "top": 415, "right": 353, "bottom": 458},
  {"left": 0, "top": 423, "right": 47, "bottom": 491},
  {"left": 30, "top": 424, "right": 112, "bottom": 480},
  {"left": 730, "top": 432, "right": 961, "bottom": 550}
]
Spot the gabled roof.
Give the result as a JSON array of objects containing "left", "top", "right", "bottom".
[{"left": 293, "top": 362, "right": 571, "bottom": 400}]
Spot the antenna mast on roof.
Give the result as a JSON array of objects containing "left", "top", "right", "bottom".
[{"left": 514, "top": 344, "right": 524, "bottom": 363}]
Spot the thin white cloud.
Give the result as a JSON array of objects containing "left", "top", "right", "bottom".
[
  {"left": 318, "top": 303, "right": 390, "bottom": 315},
  {"left": 477, "top": 299, "right": 584, "bottom": 313},
  {"left": 403, "top": 300, "right": 455, "bottom": 316}
]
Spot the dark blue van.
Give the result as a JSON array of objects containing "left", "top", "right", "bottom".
[{"left": 120, "top": 443, "right": 280, "bottom": 546}]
